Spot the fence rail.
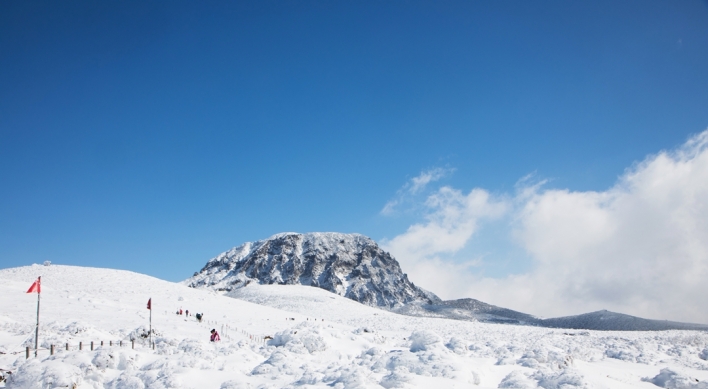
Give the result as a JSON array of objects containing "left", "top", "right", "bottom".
[
  {"left": 15, "top": 339, "right": 154, "bottom": 359},
  {"left": 13, "top": 328, "right": 267, "bottom": 360},
  {"left": 7, "top": 312, "right": 274, "bottom": 361}
]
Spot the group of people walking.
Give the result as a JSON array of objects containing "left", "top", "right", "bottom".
[
  {"left": 175, "top": 308, "right": 216, "bottom": 340},
  {"left": 176, "top": 308, "right": 205, "bottom": 322}
]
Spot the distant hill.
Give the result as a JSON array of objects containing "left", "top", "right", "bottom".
[{"left": 538, "top": 310, "right": 708, "bottom": 331}]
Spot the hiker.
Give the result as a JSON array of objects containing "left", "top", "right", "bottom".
[
  {"left": 210, "top": 329, "right": 220, "bottom": 342},
  {"left": 186, "top": 309, "right": 189, "bottom": 316},
  {"left": 179, "top": 309, "right": 183, "bottom": 315},
  {"left": 196, "top": 313, "right": 202, "bottom": 322}
]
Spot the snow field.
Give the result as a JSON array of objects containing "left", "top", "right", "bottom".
[{"left": 1, "top": 265, "right": 708, "bottom": 388}]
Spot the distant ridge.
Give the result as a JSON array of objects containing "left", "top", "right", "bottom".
[{"left": 539, "top": 310, "right": 708, "bottom": 331}]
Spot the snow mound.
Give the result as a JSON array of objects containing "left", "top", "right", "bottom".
[
  {"left": 499, "top": 370, "right": 538, "bottom": 388},
  {"left": 409, "top": 330, "right": 442, "bottom": 352},
  {"left": 643, "top": 368, "right": 708, "bottom": 389}
]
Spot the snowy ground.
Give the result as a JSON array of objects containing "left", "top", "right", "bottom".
[{"left": 1, "top": 265, "right": 708, "bottom": 388}]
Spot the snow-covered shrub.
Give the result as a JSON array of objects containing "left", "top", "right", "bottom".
[
  {"left": 380, "top": 366, "right": 412, "bottom": 388},
  {"left": 63, "top": 321, "right": 90, "bottom": 336},
  {"left": 219, "top": 380, "right": 251, "bottom": 389},
  {"left": 517, "top": 349, "right": 550, "bottom": 368},
  {"left": 295, "top": 369, "right": 325, "bottom": 385},
  {"left": 699, "top": 349, "right": 708, "bottom": 361},
  {"left": 117, "top": 351, "right": 140, "bottom": 371},
  {"left": 6, "top": 359, "right": 83, "bottom": 389},
  {"left": 498, "top": 370, "right": 538, "bottom": 388},
  {"left": 126, "top": 325, "right": 160, "bottom": 344},
  {"left": 605, "top": 347, "right": 637, "bottom": 362},
  {"left": 175, "top": 338, "right": 235, "bottom": 369},
  {"left": 409, "top": 331, "right": 441, "bottom": 352},
  {"left": 636, "top": 352, "right": 657, "bottom": 365},
  {"left": 134, "top": 361, "right": 183, "bottom": 389},
  {"left": 251, "top": 350, "right": 302, "bottom": 376},
  {"left": 177, "top": 339, "right": 208, "bottom": 356},
  {"left": 328, "top": 366, "right": 378, "bottom": 389},
  {"left": 517, "top": 357, "right": 540, "bottom": 369},
  {"left": 496, "top": 356, "right": 517, "bottom": 365},
  {"left": 151, "top": 337, "right": 179, "bottom": 355},
  {"left": 445, "top": 337, "right": 467, "bottom": 355},
  {"left": 353, "top": 327, "right": 375, "bottom": 334},
  {"left": 373, "top": 347, "right": 457, "bottom": 380},
  {"left": 93, "top": 349, "right": 119, "bottom": 370},
  {"left": 533, "top": 369, "right": 588, "bottom": 389},
  {"left": 107, "top": 373, "right": 145, "bottom": 389},
  {"left": 642, "top": 368, "right": 708, "bottom": 389},
  {"left": 268, "top": 325, "right": 328, "bottom": 354}
]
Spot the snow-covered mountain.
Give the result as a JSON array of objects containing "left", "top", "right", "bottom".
[
  {"left": 187, "top": 232, "right": 708, "bottom": 331},
  {"left": 185, "top": 232, "right": 439, "bottom": 308}
]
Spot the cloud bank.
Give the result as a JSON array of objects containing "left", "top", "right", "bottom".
[{"left": 382, "top": 130, "right": 708, "bottom": 323}]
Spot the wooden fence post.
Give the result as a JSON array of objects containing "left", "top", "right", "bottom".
[
  {"left": 66, "top": 343, "right": 69, "bottom": 351},
  {"left": 90, "top": 341, "right": 94, "bottom": 351},
  {"left": 131, "top": 340, "right": 134, "bottom": 349},
  {"left": 79, "top": 342, "right": 82, "bottom": 351},
  {"left": 50, "top": 345, "right": 55, "bottom": 355},
  {"left": 26, "top": 347, "right": 30, "bottom": 359},
  {"left": 100, "top": 341, "right": 104, "bottom": 346}
]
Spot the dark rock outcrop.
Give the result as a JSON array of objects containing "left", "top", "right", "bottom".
[{"left": 185, "top": 232, "right": 439, "bottom": 308}]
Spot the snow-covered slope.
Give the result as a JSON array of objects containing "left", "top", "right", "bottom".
[
  {"left": 394, "top": 298, "right": 540, "bottom": 325},
  {"left": 185, "top": 232, "right": 438, "bottom": 308},
  {"left": 3, "top": 264, "right": 708, "bottom": 389}
]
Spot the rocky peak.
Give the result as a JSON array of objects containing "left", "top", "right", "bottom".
[{"left": 185, "top": 232, "right": 439, "bottom": 308}]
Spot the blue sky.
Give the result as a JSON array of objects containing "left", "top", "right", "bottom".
[{"left": 2, "top": 0, "right": 708, "bottom": 316}]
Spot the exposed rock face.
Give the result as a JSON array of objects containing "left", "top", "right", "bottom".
[{"left": 185, "top": 232, "right": 439, "bottom": 308}]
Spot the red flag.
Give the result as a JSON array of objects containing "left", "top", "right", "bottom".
[
  {"left": 147, "top": 298, "right": 151, "bottom": 310},
  {"left": 26, "top": 277, "right": 41, "bottom": 294}
]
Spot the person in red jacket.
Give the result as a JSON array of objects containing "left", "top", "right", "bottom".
[{"left": 210, "top": 329, "right": 220, "bottom": 342}]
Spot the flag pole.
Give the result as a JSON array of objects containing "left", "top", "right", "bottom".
[
  {"left": 34, "top": 276, "right": 41, "bottom": 357},
  {"left": 149, "top": 298, "right": 152, "bottom": 348}
]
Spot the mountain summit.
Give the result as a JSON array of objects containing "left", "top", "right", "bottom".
[{"left": 185, "top": 232, "right": 439, "bottom": 308}]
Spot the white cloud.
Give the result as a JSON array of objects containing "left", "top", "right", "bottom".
[
  {"left": 381, "top": 167, "right": 455, "bottom": 215},
  {"left": 382, "top": 130, "right": 708, "bottom": 323},
  {"left": 381, "top": 187, "right": 508, "bottom": 298},
  {"left": 410, "top": 168, "right": 452, "bottom": 194}
]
